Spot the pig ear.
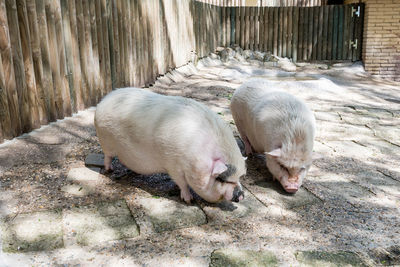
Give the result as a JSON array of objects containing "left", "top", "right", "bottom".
[
  {"left": 211, "top": 159, "right": 228, "bottom": 178},
  {"left": 265, "top": 148, "right": 282, "bottom": 158}
]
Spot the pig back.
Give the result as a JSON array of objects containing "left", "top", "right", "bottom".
[{"left": 231, "top": 79, "right": 315, "bottom": 154}]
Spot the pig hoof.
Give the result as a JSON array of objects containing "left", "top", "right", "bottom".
[
  {"left": 180, "top": 191, "right": 193, "bottom": 204},
  {"left": 104, "top": 165, "right": 114, "bottom": 172}
]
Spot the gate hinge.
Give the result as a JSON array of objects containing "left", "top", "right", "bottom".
[
  {"left": 352, "top": 6, "right": 361, "bottom": 17},
  {"left": 349, "top": 39, "right": 358, "bottom": 50}
]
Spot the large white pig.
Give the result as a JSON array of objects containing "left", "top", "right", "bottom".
[
  {"left": 230, "top": 79, "right": 316, "bottom": 193},
  {"left": 95, "top": 87, "right": 246, "bottom": 203}
]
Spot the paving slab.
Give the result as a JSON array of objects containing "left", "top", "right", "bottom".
[
  {"left": 371, "top": 126, "right": 400, "bottom": 147},
  {"left": 1, "top": 210, "right": 63, "bottom": 252},
  {"left": 134, "top": 195, "right": 207, "bottom": 233},
  {"left": 210, "top": 249, "right": 278, "bottom": 267},
  {"left": 85, "top": 153, "right": 105, "bottom": 168},
  {"left": 295, "top": 250, "right": 371, "bottom": 267},
  {"left": 67, "top": 167, "right": 101, "bottom": 183},
  {"left": 316, "top": 123, "right": 375, "bottom": 142},
  {"left": 63, "top": 200, "right": 139, "bottom": 246},
  {"left": 60, "top": 183, "right": 94, "bottom": 196}
]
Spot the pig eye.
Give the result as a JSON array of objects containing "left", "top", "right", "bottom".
[
  {"left": 300, "top": 167, "right": 306, "bottom": 172},
  {"left": 278, "top": 163, "right": 288, "bottom": 172},
  {"left": 216, "top": 176, "right": 226, "bottom": 183}
]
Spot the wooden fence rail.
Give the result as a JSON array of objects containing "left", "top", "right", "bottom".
[{"left": 0, "top": 0, "right": 364, "bottom": 143}]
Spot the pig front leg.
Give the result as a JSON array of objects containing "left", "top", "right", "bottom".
[
  {"left": 170, "top": 171, "right": 193, "bottom": 203},
  {"left": 104, "top": 155, "right": 113, "bottom": 172}
]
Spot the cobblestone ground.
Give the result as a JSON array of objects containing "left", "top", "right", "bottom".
[{"left": 1, "top": 49, "right": 399, "bottom": 266}]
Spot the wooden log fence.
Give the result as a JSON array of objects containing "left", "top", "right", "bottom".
[
  {"left": 0, "top": 0, "right": 223, "bottom": 143},
  {"left": 0, "top": 0, "right": 364, "bottom": 143}
]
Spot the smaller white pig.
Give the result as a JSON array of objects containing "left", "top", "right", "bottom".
[
  {"left": 95, "top": 88, "right": 246, "bottom": 203},
  {"left": 230, "top": 79, "right": 316, "bottom": 193}
]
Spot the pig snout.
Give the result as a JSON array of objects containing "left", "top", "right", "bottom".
[
  {"left": 231, "top": 186, "right": 245, "bottom": 202},
  {"left": 283, "top": 183, "right": 299, "bottom": 193},
  {"left": 283, "top": 176, "right": 300, "bottom": 193}
]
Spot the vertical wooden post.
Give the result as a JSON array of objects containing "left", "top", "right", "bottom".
[
  {"left": 110, "top": 0, "right": 118, "bottom": 88},
  {"left": 337, "top": 5, "right": 344, "bottom": 61},
  {"left": 82, "top": 0, "right": 95, "bottom": 104},
  {"left": 132, "top": 0, "right": 142, "bottom": 85},
  {"left": 282, "top": 7, "right": 288, "bottom": 58},
  {"left": 36, "top": 0, "right": 55, "bottom": 121},
  {"left": 273, "top": 7, "right": 278, "bottom": 56},
  {"left": 101, "top": 0, "right": 112, "bottom": 93},
  {"left": 89, "top": 0, "right": 100, "bottom": 103},
  {"left": 322, "top": 5, "right": 328, "bottom": 60},
  {"left": 116, "top": 0, "right": 125, "bottom": 86},
  {"left": 125, "top": 0, "right": 133, "bottom": 86},
  {"left": 26, "top": 0, "right": 47, "bottom": 124},
  {"left": 53, "top": 0, "right": 71, "bottom": 115},
  {"left": 263, "top": 7, "right": 268, "bottom": 52},
  {"left": 287, "top": 6, "right": 292, "bottom": 58},
  {"left": 6, "top": 0, "right": 31, "bottom": 131},
  {"left": 137, "top": 1, "right": 145, "bottom": 85},
  {"left": 327, "top": 5, "right": 333, "bottom": 60},
  {"left": 17, "top": 0, "right": 40, "bottom": 128},
  {"left": 0, "top": 0, "right": 21, "bottom": 135},
  {"left": 312, "top": 6, "right": 318, "bottom": 61},
  {"left": 120, "top": 0, "right": 129, "bottom": 86},
  {"left": 317, "top": 6, "right": 323, "bottom": 60},
  {"left": 332, "top": 5, "right": 339, "bottom": 60},
  {"left": 240, "top": 6, "right": 244, "bottom": 49},
  {"left": 95, "top": 0, "right": 105, "bottom": 97},
  {"left": 75, "top": 0, "right": 89, "bottom": 106},
  {"left": 259, "top": 7, "right": 264, "bottom": 51},
  {"left": 66, "top": 0, "right": 84, "bottom": 110},
  {"left": 245, "top": 7, "right": 250, "bottom": 49},
  {"left": 249, "top": 7, "right": 254, "bottom": 50},
  {"left": 307, "top": 6, "right": 313, "bottom": 61},
  {"left": 298, "top": 7, "right": 304, "bottom": 61},
  {"left": 60, "top": 0, "right": 76, "bottom": 112},
  {"left": 0, "top": 52, "right": 11, "bottom": 142},
  {"left": 45, "top": 0, "right": 64, "bottom": 118},
  {"left": 235, "top": 6, "right": 240, "bottom": 45},
  {"left": 292, "top": 7, "right": 299, "bottom": 62}
]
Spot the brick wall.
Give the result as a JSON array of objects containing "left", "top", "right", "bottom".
[{"left": 345, "top": 0, "right": 400, "bottom": 81}]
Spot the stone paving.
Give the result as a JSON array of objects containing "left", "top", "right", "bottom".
[{"left": 1, "top": 49, "right": 400, "bottom": 266}]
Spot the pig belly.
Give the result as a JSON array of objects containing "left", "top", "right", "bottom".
[
  {"left": 116, "top": 147, "right": 165, "bottom": 175},
  {"left": 99, "top": 131, "right": 165, "bottom": 174}
]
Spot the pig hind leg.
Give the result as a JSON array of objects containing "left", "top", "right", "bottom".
[
  {"left": 237, "top": 130, "right": 253, "bottom": 155},
  {"left": 233, "top": 114, "right": 253, "bottom": 155},
  {"left": 170, "top": 171, "right": 193, "bottom": 203},
  {"left": 97, "top": 134, "right": 115, "bottom": 172},
  {"left": 242, "top": 135, "right": 253, "bottom": 155}
]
